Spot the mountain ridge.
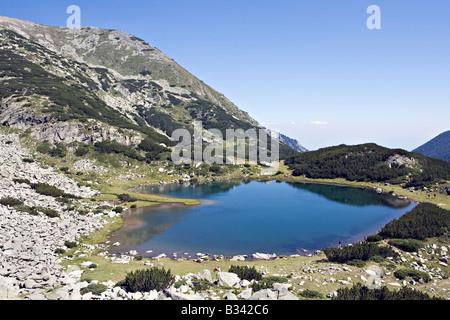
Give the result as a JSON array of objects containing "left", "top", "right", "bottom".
[
  {"left": 413, "top": 131, "right": 450, "bottom": 162},
  {"left": 0, "top": 15, "right": 301, "bottom": 161}
]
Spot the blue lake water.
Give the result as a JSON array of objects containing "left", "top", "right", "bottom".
[{"left": 109, "top": 181, "right": 416, "bottom": 257}]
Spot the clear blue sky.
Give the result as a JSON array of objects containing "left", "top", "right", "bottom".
[{"left": 2, "top": 0, "right": 449, "bottom": 150}]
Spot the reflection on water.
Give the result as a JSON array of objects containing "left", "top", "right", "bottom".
[
  {"left": 109, "top": 204, "right": 192, "bottom": 251},
  {"left": 139, "top": 180, "right": 243, "bottom": 199},
  {"left": 288, "top": 183, "right": 412, "bottom": 208},
  {"left": 110, "top": 181, "right": 415, "bottom": 257}
]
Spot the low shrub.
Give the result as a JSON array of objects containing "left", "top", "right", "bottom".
[
  {"left": 191, "top": 279, "right": 213, "bottom": 293},
  {"left": 250, "top": 276, "right": 288, "bottom": 292},
  {"left": 388, "top": 239, "right": 424, "bottom": 252},
  {"left": 39, "top": 207, "right": 60, "bottom": 218},
  {"left": 37, "top": 142, "right": 67, "bottom": 158},
  {"left": 122, "top": 268, "right": 175, "bottom": 293},
  {"left": 13, "top": 178, "right": 31, "bottom": 185},
  {"left": 345, "top": 259, "right": 366, "bottom": 268},
  {"left": 366, "top": 235, "right": 383, "bottom": 242},
  {"left": 54, "top": 248, "right": 66, "bottom": 255},
  {"left": 64, "top": 241, "right": 77, "bottom": 249},
  {"left": 80, "top": 283, "right": 107, "bottom": 296},
  {"left": 323, "top": 242, "right": 398, "bottom": 264},
  {"left": 30, "top": 183, "right": 64, "bottom": 198},
  {"left": 16, "top": 205, "right": 39, "bottom": 216},
  {"left": 75, "top": 143, "right": 90, "bottom": 157},
  {"left": 118, "top": 194, "right": 137, "bottom": 202},
  {"left": 300, "top": 289, "right": 324, "bottom": 299},
  {"left": 394, "top": 268, "right": 431, "bottom": 283},
  {"left": 333, "top": 283, "right": 440, "bottom": 300},
  {"left": 113, "top": 206, "right": 124, "bottom": 213},
  {"left": 0, "top": 197, "right": 24, "bottom": 207},
  {"left": 228, "top": 265, "right": 263, "bottom": 281}
]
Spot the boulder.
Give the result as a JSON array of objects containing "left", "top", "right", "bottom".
[
  {"left": 237, "top": 288, "right": 253, "bottom": 300},
  {"left": 249, "top": 289, "right": 278, "bottom": 300},
  {"left": 223, "top": 291, "right": 238, "bottom": 300},
  {"left": 252, "top": 253, "right": 277, "bottom": 260},
  {"left": 216, "top": 272, "right": 240, "bottom": 287},
  {"left": 163, "top": 288, "right": 203, "bottom": 300},
  {"left": 197, "top": 269, "right": 213, "bottom": 283}
]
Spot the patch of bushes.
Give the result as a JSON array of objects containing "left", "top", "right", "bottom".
[
  {"left": 113, "top": 206, "right": 124, "bottom": 213},
  {"left": 378, "top": 203, "right": 450, "bottom": 240},
  {"left": 94, "top": 140, "right": 146, "bottom": 162},
  {"left": 344, "top": 259, "right": 367, "bottom": 268},
  {"left": 30, "top": 183, "right": 64, "bottom": 197},
  {"left": 300, "top": 289, "right": 324, "bottom": 299},
  {"left": 38, "top": 207, "right": 60, "bottom": 218},
  {"left": 250, "top": 276, "right": 288, "bottom": 292},
  {"left": 387, "top": 239, "right": 424, "bottom": 252},
  {"left": 333, "top": 283, "right": 440, "bottom": 300},
  {"left": 75, "top": 143, "right": 90, "bottom": 157},
  {"left": 191, "top": 279, "right": 213, "bottom": 293},
  {"left": 322, "top": 242, "right": 398, "bottom": 264},
  {"left": 16, "top": 205, "right": 39, "bottom": 216},
  {"left": 54, "top": 248, "right": 66, "bottom": 255},
  {"left": 117, "top": 193, "right": 137, "bottom": 203},
  {"left": 64, "top": 241, "right": 77, "bottom": 249},
  {"left": 121, "top": 268, "right": 175, "bottom": 293},
  {"left": 37, "top": 142, "right": 67, "bottom": 158},
  {"left": 13, "top": 178, "right": 31, "bottom": 185},
  {"left": 366, "top": 235, "right": 383, "bottom": 242},
  {"left": 0, "top": 197, "right": 24, "bottom": 207},
  {"left": 228, "top": 265, "right": 263, "bottom": 282},
  {"left": 209, "top": 165, "right": 221, "bottom": 174},
  {"left": 394, "top": 268, "right": 431, "bottom": 283},
  {"left": 80, "top": 283, "right": 107, "bottom": 296}
]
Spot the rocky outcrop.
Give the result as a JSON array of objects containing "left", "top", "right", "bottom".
[
  {"left": 1, "top": 107, "right": 143, "bottom": 146},
  {"left": 387, "top": 154, "right": 416, "bottom": 169}
]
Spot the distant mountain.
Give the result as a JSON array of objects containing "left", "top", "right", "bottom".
[
  {"left": 264, "top": 128, "right": 308, "bottom": 153},
  {"left": 413, "top": 131, "right": 450, "bottom": 162}
]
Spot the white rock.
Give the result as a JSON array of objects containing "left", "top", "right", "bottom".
[{"left": 216, "top": 272, "right": 241, "bottom": 287}]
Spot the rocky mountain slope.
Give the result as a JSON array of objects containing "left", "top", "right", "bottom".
[
  {"left": 0, "top": 132, "right": 119, "bottom": 299},
  {"left": 413, "top": 131, "right": 450, "bottom": 162},
  {"left": 0, "top": 15, "right": 298, "bottom": 161},
  {"left": 264, "top": 128, "right": 308, "bottom": 153}
]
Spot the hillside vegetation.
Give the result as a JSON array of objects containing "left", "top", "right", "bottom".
[{"left": 285, "top": 143, "right": 450, "bottom": 189}]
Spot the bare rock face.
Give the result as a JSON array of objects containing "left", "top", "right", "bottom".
[{"left": 387, "top": 154, "right": 417, "bottom": 168}]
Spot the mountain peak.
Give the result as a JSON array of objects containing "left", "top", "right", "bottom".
[
  {"left": 413, "top": 131, "right": 450, "bottom": 162},
  {"left": 0, "top": 15, "right": 302, "bottom": 160}
]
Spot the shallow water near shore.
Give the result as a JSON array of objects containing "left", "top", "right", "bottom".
[{"left": 109, "top": 181, "right": 416, "bottom": 258}]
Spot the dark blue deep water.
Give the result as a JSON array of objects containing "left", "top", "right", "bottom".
[{"left": 109, "top": 181, "right": 416, "bottom": 257}]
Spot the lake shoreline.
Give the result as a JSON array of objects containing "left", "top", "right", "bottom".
[{"left": 110, "top": 178, "right": 417, "bottom": 261}]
